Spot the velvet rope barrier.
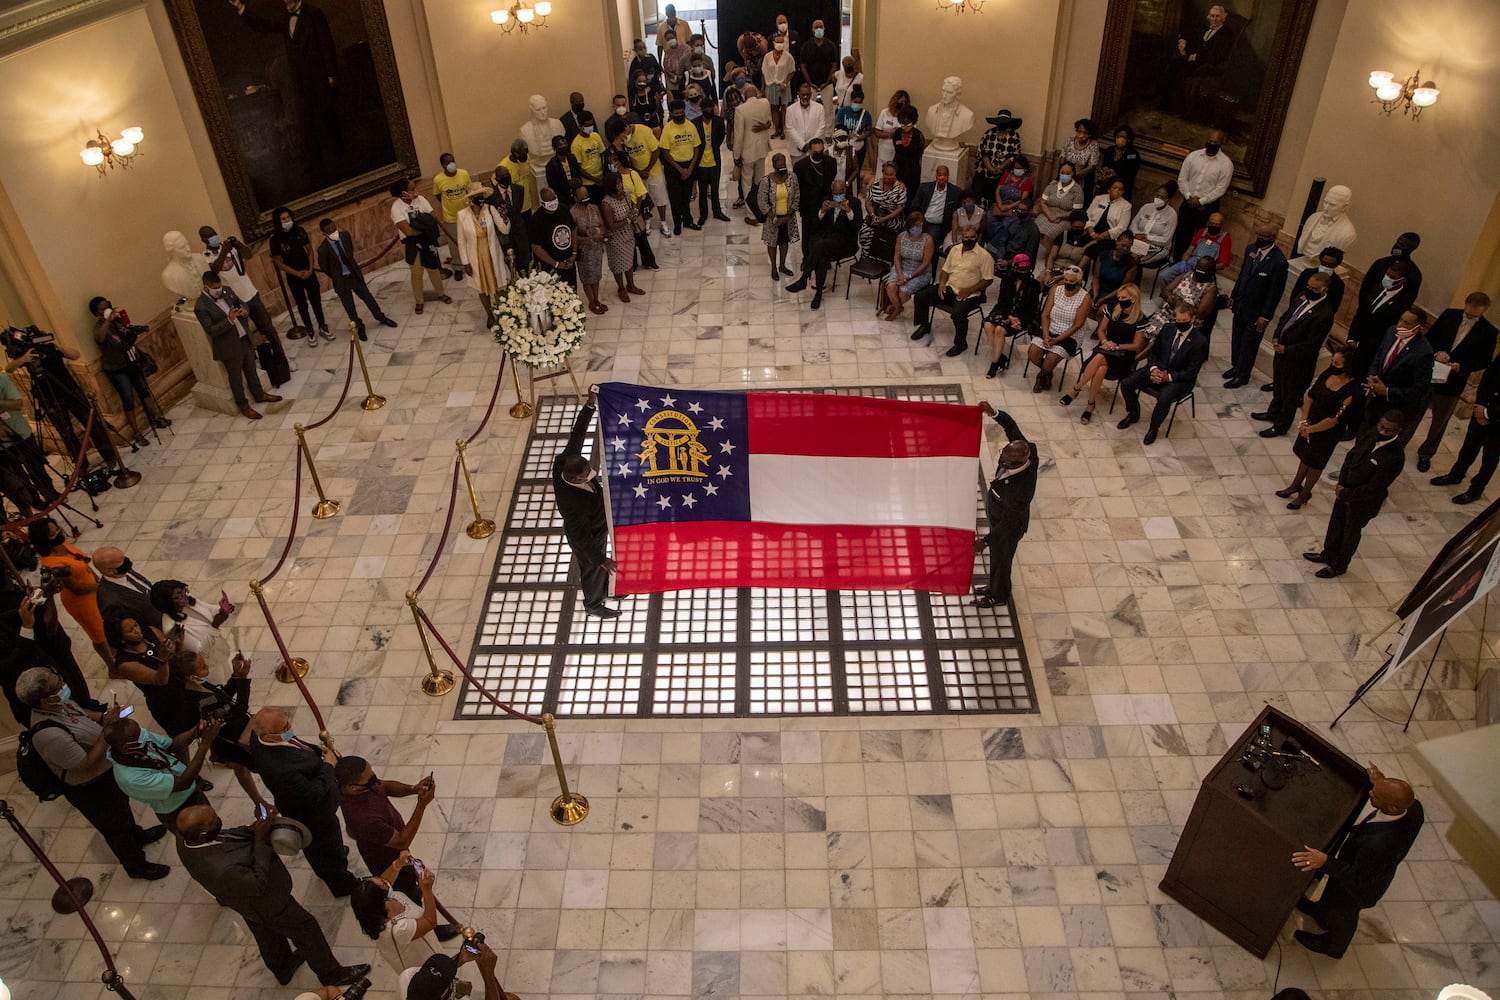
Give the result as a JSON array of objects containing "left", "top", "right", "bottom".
[{"left": 5, "top": 407, "right": 98, "bottom": 531}]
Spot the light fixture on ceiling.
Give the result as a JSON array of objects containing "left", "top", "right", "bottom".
[
  {"left": 935, "top": 0, "right": 983, "bottom": 12},
  {"left": 491, "top": 0, "right": 550, "bottom": 34},
  {"left": 1368, "top": 69, "right": 1439, "bottom": 119},
  {"left": 80, "top": 126, "right": 144, "bottom": 175}
]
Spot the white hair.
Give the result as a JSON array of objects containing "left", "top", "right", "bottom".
[{"left": 16, "top": 667, "right": 58, "bottom": 707}]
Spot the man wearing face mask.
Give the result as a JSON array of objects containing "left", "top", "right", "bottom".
[
  {"left": 660, "top": 100, "right": 704, "bottom": 235},
  {"left": 786, "top": 178, "right": 859, "bottom": 309},
  {"left": 336, "top": 755, "right": 439, "bottom": 876},
  {"left": 1254, "top": 271, "right": 1336, "bottom": 437},
  {"left": 569, "top": 111, "right": 607, "bottom": 197},
  {"left": 985, "top": 196, "right": 1041, "bottom": 265},
  {"left": 1343, "top": 259, "right": 1418, "bottom": 435},
  {"left": 772, "top": 13, "right": 801, "bottom": 62},
  {"left": 1223, "top": 221, "right": 1288, "bottom": 387},
  {"left": 611, "top": 92, "right": 644, "bottom": 127},
  {"left": 1304, "top": 412, "right": 1408, "bottom": 578},
  {"left": 1118, "top": 300, "right": 1209, "bottom": 444},
  {"left": 485, "top": 166, "right": 532, "bottom": 272},
  {"left": 198, "top": 225, "right": 291, "bottom": 379},
  {"left": 799, "top": 18, "right": 839, "bottom": 130},
  {"left": 193, "top": 271, "right": 284, "bottom": 420},
  {"left": 105, "top": 714, "right": 221, "bottom": 823},
  {"left": 495, "top": 139, "right": 537, "bottom": 217},
  {"left": 913, "top": 225, "right": 995, "bottom": 357},
  {"left": 1158, "top": 209, "right": 1231, "bottom": 286},
  {"left": 1361, "top": 232, "right": 1423, "bottom": 305},
  {"left": 176, "top": 803, "right": 371, "bottom": 987},
  {"left": 1171, "top": 129, "right": 1233, "bottom": 260},
  {"left": 1432, "top": 351, "right": 1500, "bottom": 505},
  {"left": 17, "top": 669, "right": 168, "bottom": 878},
  {"left": 431, "top": 153, "right": 471, "bottom": 277},
  {"left": 528, "top": 187, "right": 578, "bottom": 284},
  {"left": 694, "top": 95, "right": 730, "bottom": 225},
  {"left": 655, "top": 4, "right": 681, "bottom": 57},
  {"left": 785, "top": 84, "right": 824, "bottom": 161},
  {"left": 561, "top": 91, "right": 589, "bottom": 143},
  {"left": 249, "top": 705, "right": 359, "bottom": 897},
  {"left": 794, "top": 136, "right": 837, "bottom": 245},
  {"left": 1415, "top": 292, "right": 1496, "bottom": 473},
  {"left": 91, "top": 545, "right": 161, "bottom": 630},
  {"left": 1360, "top": 307, "right": 1434, "bottom": 447},
  {"left": 554, "top": 388, "right": 619, "bottom": 618},
  {"left": 973, "top": 402, "right": 1038, "bottom": 610}
]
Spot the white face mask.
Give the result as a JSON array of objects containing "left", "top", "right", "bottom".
[
  {"left": 775, "top": 40, "right": 787, "bottom": 51},
  {"left": 102, "top": 307, "right": 114, "bottom": 320},
  {"left": 444, "top": 163, "right": 457, "bottom": 175},
  {"left": 615, "top": 107, "right": 628, "bottom": 116},
  {"left": 1153, "top": 197, "right": 1166, "bottom": 209},
  {"left": 542, "top": 199, "right": 559, "bottom": 212}
]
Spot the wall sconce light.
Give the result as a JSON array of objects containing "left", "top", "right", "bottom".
[
  {"left": 935, "top": 0, "right": 984, "bottom": 11},
  {"left": 80, "top": 126, "right": 144, "bottom": 174},
  {"left": 491, "top": 0, "right": 550, "bottom": 34},
  {"left": 1368, "top": 69, "right": 1439, "bottom": 119}
]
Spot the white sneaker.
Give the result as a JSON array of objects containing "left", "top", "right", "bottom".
[{"left": 660, "top": 221, "right": 671, "bottom": 237}]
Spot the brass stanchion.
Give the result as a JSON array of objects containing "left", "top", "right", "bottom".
[
  {"left": 455, "top": 439, "right": 496, "bottom": 539},
  {"left": 294, "top": 423, "right": 341, "bottom": 519},
  {"left": 542, "top": 712, "right": 589, "bottom": 826},
  {"left": 407, "top": 590, "right": 455, "bottom": 696},
  {"left": 507, "top": 354, "right": 533, "bottom": 419},
  {"left": 350, "top": 321, "right": 386, "bottom": 410},
  {"left": 250, "top": 579, "right": 311, "bottom": 684}
]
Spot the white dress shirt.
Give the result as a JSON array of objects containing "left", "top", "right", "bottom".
[{"left": 1177, "top": 148, "right": 1234, "bottom": 204}]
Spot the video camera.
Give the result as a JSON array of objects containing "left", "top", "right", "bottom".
[
  {"left": 36, "top": 565, "right": 69, "bottom": 588},
  {"left": 196, "top": 678, "right": 246, "bottom": 724},
  {"left": 3, "top": 325, "right": 58, "bottom": 361}
]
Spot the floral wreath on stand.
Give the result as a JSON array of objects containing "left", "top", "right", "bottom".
[{"left": 490, "top": 271, "right": 589, "bottom": 368}]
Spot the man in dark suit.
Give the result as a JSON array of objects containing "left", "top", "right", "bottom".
[
  {"left": 793, "top": 137, "right": 837, "bottom": 251},
  {"left": 247, "top": 706, "right": 358, "bottom": 898},
  {"left": 912, "top": 166, "right": 958, "bottom": 247},
  {"left": 1432, "top": 352, "right": 1500, "bottom": 505},
  {"left": 1294, "top": 246, "right": 1348, "bottom": 313},
  {"left": 1359, "top": 231, "right": 1423, "bottom": 306},
  {"left": 317, "top": 218, "right": 397, "bottom": 339},
  {"left": 1361, "top": 307, "right": 1434, "bottom": 446},
  {"left": 984, "top": 198, "right": 1042, "bottom": 266},
  {"left": 554, "top": 389, "right": 618, "bottom": 618},
  {"left": 1223, "top": 221, "right": 1289, "bottom": 387},
  {"left": 1304, "top": 411, "right": 1407, "bottom": 577},
  {"left": 973, "top": 403, "right": 1038, "bottom": 610},
  {"left": 1118, "top": 301, "right": 1209, "bottom": 445},
  {"left": 1343, "top": 258, "right": 1418, "bottom": 433},
  {"left": 786, "top": 178, "right": 860, "bottom": 309},
  {"left": 193, "top": 271, "right": 283, "bottom": 420},
  {"left": 1290, "top": 764, "right": 1424, "bottom": 958},
  {"left": 693, "top": 95, "right": 731, "bottom": 225},
  {"left": 176, "top": 804, "right": 370, "bottom": 987},
  {"left": 1254, "top": 271, "right": 1336, "bottom": 436},
  {"left": 231, "top": 0, "right": 342, "bottom": 174},
  {"left": 91, "top": 546, "right": 161, "bottom": 631},
  {"left": 1414, "top": 292, "right": 1496, "bottom": 472}
]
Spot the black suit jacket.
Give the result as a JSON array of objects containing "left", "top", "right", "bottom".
[
  {"left": 1475, "top": 354, "right": 1500, "bottom": 417},
  {"left": 248, "top": 736, "right": 338, "bottom": 825},
  {"left": 316, "top": 231, "right": 366, "bottom": 293},
  {"left": 177, "top": 829, "right": 299, "bottom": 920},
  {"left": 982, "top": 410, "right": 1038, "bottom": 541},
  {"left": 1272, "top": 295, "right": 1335, "bottom": 361},
  {"left": 560, "top": 108, "right": 588, "bottom": 143},
  {"left": 694, "top": 115, "right": 726, "bottom": 166},
  {"left": 1347, "top": 282, "right": 1417, "bottom": 350},
  {"left": 1367, "top": 328, "right": 1436, "bottom": 411},
  {"left": 912, "top": 182, "right": 958, "bottom": 242},
  {"left": 1323, "top": 802, "right": 1424, "bottom": 909},
  {"left": 1229, "top": 245, "right": 1288, "bottom": 321},
  {"left": 96, "top": 576, "right": 161, "bottom": 635},
  {"left": 553, "top": 404, "right": 607, "bottom": 564},
  {"left": 1148, "top": 327, "right": 1210, "bottom": 387},
  {"left": 1335, "top": 424, "right": 1406, "bottom": 507},
  {"left": 1360, "top": 253, "right": 1423, "bottom": 307},
  {"left": 240, "top": 2, "right": 337, "bottom": 89},
  {"left": 1426, "top": 308, "right": 1498, "bottom": 397},
  {"left": 812, "top": 199, "right": 861, "bottom": 241},
  {"left": 1290, "top": 266, "right": 1346, "bottom": 315},
  {"left": 793, "top": 155, "right": 836, "bottom": 214},
  {"left": 193, "top": 288, "right": 251, "bottom": 362}
]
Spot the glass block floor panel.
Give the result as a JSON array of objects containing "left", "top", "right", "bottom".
[{"left": 459, "top": 386, "right": 1037, "bottom": 719}]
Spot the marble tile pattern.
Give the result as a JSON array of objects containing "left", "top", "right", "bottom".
[{"left": 0, "top": 191, "right": 1494, "bottom": 1000}]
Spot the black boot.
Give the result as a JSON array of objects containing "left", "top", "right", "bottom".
[
  {"left": 810, "top": 287, "right": 823, "bottom": 309},
  {"left": 785, "top": 274, "right": 809, "bottom": 293}
]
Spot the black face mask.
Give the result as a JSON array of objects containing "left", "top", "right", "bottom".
[
  {"left": 1193, "top": 270, "right": 1213, "bottom": 281},
  {"left": 1255, "top": 236, "right": 1273, "bottom": 247},
  {"left": 497, "top": 180, "right": 511, "bottom": 190},
  {"left": 962, "top": 239, "right": 978, "bottom": 250},
  {"left": 1205, "top": 224, "right": 1222, "bottom": 235},
  {"left": 571, "top": 103, "right": 585, "bottom": 114},
  {"left": 670, "top": 114, "right": 685, "bottom": 122},
  {"left": 1204, "top": 143, "right": 1221, "bottom": 155},
  {"left": 514, "top": 153, "right": 528, "bottom": 163},
  {"left": 1177, "top": 320, "right": 1195, "bottom": 332},
  {"left": 117, "top": 557, "right": 133, "bottom": 575}
]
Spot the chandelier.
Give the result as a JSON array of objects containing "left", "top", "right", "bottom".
[
  {"left": 491, "top": 0, "right": 550, "bottom": 34},
  {"left": 79, "top": 127, "right": 144, "bottom": 175},
  {"left": 936, "top": 0, "right": 983, "bottom": 12},
  {"left": 1368, "top": 69, "right": 1439, "bottom": 119}
]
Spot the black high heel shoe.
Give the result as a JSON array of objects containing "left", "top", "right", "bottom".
[
  {"left": 1274, "top": 486, "right": 1299, "bottom": 499},
  {"left": 1286, "top": 490, "right": 1312, "bottom": 510},
  {"left": 986, "top": 360, "right": 1002, "bottom": 379}
]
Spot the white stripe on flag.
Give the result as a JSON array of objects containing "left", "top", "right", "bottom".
[{"left": 748, "top": 454, "right": 975, "bottom": 530}]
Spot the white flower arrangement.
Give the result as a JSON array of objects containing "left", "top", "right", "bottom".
[{"left": 490, "top": 271, "right": 589, "bottom": 369}]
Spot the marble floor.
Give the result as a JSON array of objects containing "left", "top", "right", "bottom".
[{"left": 0, "top": 201, "right": 1496, "bottom": 1000}]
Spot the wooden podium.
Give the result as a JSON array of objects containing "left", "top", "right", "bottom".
[{"left": 1159, "top": 706, "right": 1369, "bottom": 956}]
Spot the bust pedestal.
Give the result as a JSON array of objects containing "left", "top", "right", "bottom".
[
  {"left": 170, "top": 309, "right": 241, "bottom": 415},
  {"left": 922, "top": 145, "right": 974, "bottom": 191}
]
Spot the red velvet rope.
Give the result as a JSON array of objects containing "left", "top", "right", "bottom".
[{"left": 416, "top": 606, "right": 542, "bottom": 724}]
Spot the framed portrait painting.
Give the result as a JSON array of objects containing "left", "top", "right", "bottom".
[
  {"left": 164, "top": 0, "right": 419, "bottom": 239},
  {"left": 1090, "top": 0, "right": 1318, "bottom": 198}
]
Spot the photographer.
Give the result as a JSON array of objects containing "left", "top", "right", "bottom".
[
  {"left": 0, "top": 368, "right": 59, "bottom": 517},
  {"left": 3, "top": 325, "right": 115, "bottom": 471},
  {"left": 197, "top": 225, "right": 292, "bottom": 384},
  {"left": 400, "top": 941, "right": 503, "bottom": 1000},
  {"left": 89, "top": 296, "right": 171, "bottom": 447},
  {"left": 29, "top": 517, "right": 112, "bottom": 667},
  {"left": 351, "top": 851, "right": 464, "bottom": 978},
  {"left": 0, "top": 534, "right": 101, "bottom": 722}
]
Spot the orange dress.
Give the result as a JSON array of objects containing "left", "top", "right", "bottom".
[{"left": 40, "top": 543, "right": 106, "bottom": 643}]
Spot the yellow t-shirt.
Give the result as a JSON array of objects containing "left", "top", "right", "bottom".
[
  {"left": 571, "top": 133, "right": 607, "bottom": 183},
  {"left": 659, "top": 120, "right": 702, "bottom": 165},
  {"left": 622, "top": 124, "right": 663, "bottom": 178},
  {"left": 774, "top": 182, "right": 789, "bottom": 217},
  {"left": 621, "top": 168, "right": 648, "bottom": 204},
  {"left": 697, "top": 120, "right": 716, "bottom": 169},
  {"left": 432, "top": 168, "right": 471, "bottom": 224}
]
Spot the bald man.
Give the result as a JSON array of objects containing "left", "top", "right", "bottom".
[
  {"left": 177, "top": 804, "right": 370, "bottom": 988},
  {"left": 105, "top": 716, "right": 219, "bottom": 824},
  {"left": 1290, "top": 763, "right": 1424, "bottom": 957},
  {"left": 973, "top": 402, "right": 1038, "bottom": 611},
  {"left": 92, "top": 546, "right": 161, "bottom": 631},
  {"left": 248, "top": 707, "right": 357, "bottom": 897}
]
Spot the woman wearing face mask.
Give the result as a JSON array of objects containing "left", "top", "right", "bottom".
[
  {"left": 1083, "top": 180, "right": 1133, "bottom": 254},
  {"left": 103, "top": 610, "right": 186, "bottom": 751},
  {"left": 758, "top": 154, "right": 801, "bottom": 281},
  {"left": 455, "top": 181, "right": 512, "bottom": 312},
  {"left": 1162, "top": 258, "right": 1220, "bottom": 336},
  {"left": 1034, "top": 162, "right": 1085, "bottom": 267},
  {"left": 547, "top": 135, "right": 583, "bottom": 208},
  {"left": 1127, "top": 181, "right": 1179, "bottom": 267},
  {"left": 834, "top": 55, "right": 863, "bottom": 109},
  {"left": 629, "top": 37, "right": 664, "bottom": 105},
  {"left": 28, "top": 518, "right": 112, "bottom": 667},
  {"left": 1278, "top": 343, "right": 1359, "bottom": 509},
  {"left": 859, "top": 162, "right": 908, "bottom": 259},
  {"left": 1048, "top": 210, "right": 1093, "bottom": 272},
  {"left": 1098, "top": 125, "right": 1141, "bottom": 203},
  {"left": 1058, "top": 118, "right": 1101, "bottom": 201},
  {"left": 945, "top": 190, "right": 986, "bottom": 252},
  {"left": 1065, "top": 282, "right": 1147, "bottom": 422},
  {"left": 891, "top": 106, "right": 924, "bottom": 207},
  {"left": 630, "top": 72, "right": 663, "bottom": 130},
  {"left": 267, "top": 206, "right": 330, "bottom": 344},
  {"left": 1090, "top": 233, "right": 1140, "bottom": 302},
  {"left": 1027, "top": 264, "right": 1093, "bottom": 392},
  {"left": 571, "top": 182, "right": 608, "bottom": 315},
  {"left": 600, "top": 170, "right": 647, "bottom": 302},
  {"left": 993, "top": 153, "right": 1034, "bottom": 218},
  {"left": 879, "top": 211, "right": 935, "bottom": 320},
  {"left": 761, "top": 31, "right": 796, "bottom": 138},
  {"left": 981, "top": 252, "right": 1041, "bottom": 377},
  {"left": 872, "top": 90, "right": 909, "bottom": 173},
  {"left": 834, "top": 85, "right": 872, "bottom": 162},
  {"left": 351, "top": 853, "right": 471, "bottom": 982},
  {"left": 147, "top": 645, "right": 266, "bottom": 808}
]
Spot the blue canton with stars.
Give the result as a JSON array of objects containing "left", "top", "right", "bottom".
[{"left": 597, "top": 383, "right": 752, "bottom": 527}]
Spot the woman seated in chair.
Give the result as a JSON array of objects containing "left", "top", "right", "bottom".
[
  {"left": 1161, "top": 257, "right": 1219, "bottom": 338},
  {"left": 980, "top": 252, "right": 1040, "bottom": 379},
  {"left": 1027, "top": 263, "right": 1093, "bottom": 392},
  {"left": 859, "top": 162, "right": 907, "bottom": 259},
  {"left": 1091, "top": 233, "right": 1140, "bottom": 302},
  {"left": 1062, "top": 282, "right": 1148, "bottom": 423},
  {"left": 1046, "top": 210, "right": 1092, "bottom": 273},
  {"left": 878, "top": 211, "right": 934, "bottom": 321}
]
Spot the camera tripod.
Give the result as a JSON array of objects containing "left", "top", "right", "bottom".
[{"left": 24, "top": 358, "right": 142, "bottom": 490}]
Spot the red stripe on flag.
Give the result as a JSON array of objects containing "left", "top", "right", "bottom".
[
  {"left": 746, "top": 392, "right": 981, "bottom": 459},
  {"left": 612, "top": 521, "right": 976, "bottom": 595}
]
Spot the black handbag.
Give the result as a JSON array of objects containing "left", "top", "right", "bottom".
[{"left": 131, "top": 348, "right": 158, "bottom": 377}]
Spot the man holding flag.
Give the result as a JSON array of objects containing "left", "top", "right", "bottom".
[
  {"left": 973, "top": 402, "right": 1038, "bottom": 609},
  {"left": 554, "top": 387, "right": 621, "bottom": 619}
]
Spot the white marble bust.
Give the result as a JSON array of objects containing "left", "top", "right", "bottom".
[
  {"left": 926, "top": 76, "right": 975, "bottom": 151},
  {"left": 1295, "top": 184, "right": 1358, "bottom": 259},
  {"left": 161, "top": 230, "right": 203, "bottom": 301},
  {"left": 518, "top": 94, "right": 564, "bottom": 178}
]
